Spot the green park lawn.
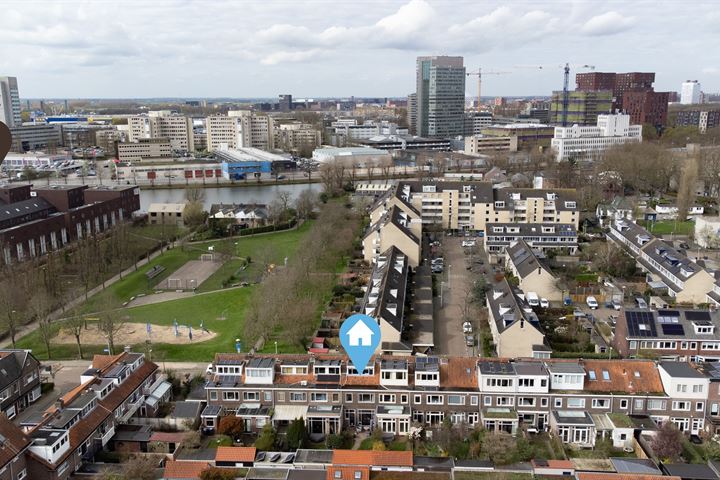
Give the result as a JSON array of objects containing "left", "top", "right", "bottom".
[{"left": 17, "top": 223, "right": 314, "bottom": 361}]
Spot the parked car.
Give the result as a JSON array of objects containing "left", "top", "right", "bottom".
[
  {"left": 431, "top": 265, "right": 444, "bottom": 274},
  {"left": 206, "top": 363, "right": 214, "bottom": 375},
  {"left": 463, "top": 321, "right": 473, "bottom": 334},
  {"left": 431, "top": 257, "right": 444, "bottom": 265},
  {"left": 563, "top": 297, "right": 573, "bottom": 306},
  {"left": 461, "top": 240, "right": 476, "bottom": 247},
  {"left": 586, "top": 296, "right": 599, "bottom": 309},
  {"left": 635, "top": 297, "right": 648, "bottom": 309},
  {"left": 679, "top": 242, "right": 690, "bottom": 249},
  {"left": 465, "top": 335, "right": 475, "bottom": 347},
  {"left": 612, "top": 299, "right": 623, "bottom": 310},
  {"left": 540, "top": 298, "right": 549, "bottom": 308}
]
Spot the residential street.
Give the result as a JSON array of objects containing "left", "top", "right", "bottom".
[{"left": 433, "top": 236, "right": 482, "bottom": 356}]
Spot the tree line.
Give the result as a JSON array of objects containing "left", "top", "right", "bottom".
[{"left": 242, "top": 199, "right": 361, "bottom": 351}]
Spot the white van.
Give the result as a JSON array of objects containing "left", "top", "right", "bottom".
[
  {"left": 526, "top": 292, "right": 540, "bottom": 307},
  {"left": 586, "top": 296, "right": 599, "bottom": 309}
]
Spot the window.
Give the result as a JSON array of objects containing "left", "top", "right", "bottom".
[
  {"left": 567, "top": 398, "right": 585, "bottom": 408},
  {"left": 592, "top": 398, "right": 609, "bottom": 409},
  {"left": 518, "top": 378, "right": 535, "bottom": 387},
  {"left": 448, "top": 395, "right": 465, "bottom": 405},
  {"left": 672, "top": 401, "right": 690, "bottom": 411},
  {"left": 647, "top": 399, "right": 667, "bottom": 411},
  {"left": 379, "top": 394, "right": 396, "bottom": 404},
  {"left": 414, "top": 394, "right": 422, "bottom": 404},
  {"left": 358, "top": 393, "right": 374, "bottom": 403},
  {"left": 555, "top": 398, "right": 562, "bottom": 408},
  {"left": 243, "top": 392, "right": 259, "bottom": 401},
  {"left": 223, "top": 391, "right": 239, "bottom": 401},
  {"left": 401, "top": 394, "right": 409, "bottom": 404},
  {"left": 588, "top": 371, "right": 597, "bottom": 381},
  {"left": 693, "top": 384, "right": 704, "bottom": 393},
  {"left": 677, "top": 384, "right": 687, "bottom": 393},
  {"left": 311, "top": 393, "right": 328, "bottom": 402},
  {"left": 620, "top": 399, "right": 628, "bottom": 409},
  {"left": 697, "top": 402, "right": 705, "bottom": 412},
  {"left": 629, "top": 340, "right": 637, "bottom": 349},
  {"left": 484, "top": 396, "right": 491, "bottom": 406},
  {"left": 470, "top": 396, "right": 479, "bottom": 406},
  {"left": 290, "top": 392, "right": 307, "bottom": 402},
  {"left": 17, "top": 468, "right": 27, "bottom": 479},
  {"left": 426, "top": 395, "right": 443, "bottom": 405},
  {"left": 601, "top": 370, "right": 610, "bottom": 381}
]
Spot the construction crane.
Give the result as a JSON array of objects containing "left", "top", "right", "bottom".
[
  {"left": 466, "top": 68, "right": 511, "bottom": 111},
  {"left": 514, "top": 63, "right": 595, "bottom": 126}
]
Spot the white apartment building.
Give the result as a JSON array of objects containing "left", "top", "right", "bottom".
[
  {"left": 206, "top": 111, "right": 275, "bottom": 152},
  {"left": 551, "top": 114, "right": 642, "bottom": 162},
  {"left": 273, "top": 123, "right": 321, "bottom": 154},
  {"left": 681, "top": 81, "right": 702, "bottom": 105},
  {"left": 464, "top": 135, "right": 518, "bottom": 154},
  {"left": 128, "top": 110, "right": 194, "bottom": 152},
  {"left": 117, "top": 138, "right": 172, "bottom": 161},
  {"left": 0, "top": 76, "right": 21, "bottom": 128}
]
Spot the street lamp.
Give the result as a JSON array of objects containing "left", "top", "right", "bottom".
[{"left": 274, "top": 341, "right": 278, "bottom": 354}]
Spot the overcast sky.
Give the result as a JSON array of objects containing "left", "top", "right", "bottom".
[{"left": 1, "top": 0, "right": 718, "bottom": 99}]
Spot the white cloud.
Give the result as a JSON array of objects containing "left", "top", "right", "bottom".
[
  {"left": 260, "top": 49, "right": 326, "bottom": 66},
  {"left": 703, "top": 67, "right": 720, "bottom": 75},
  {"left": 580, "top": 11, "right": 636, "bottom": 36}
]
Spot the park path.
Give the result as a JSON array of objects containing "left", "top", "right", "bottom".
[{"left": 1, "top": 243, "right": 176, "bottom": 348}]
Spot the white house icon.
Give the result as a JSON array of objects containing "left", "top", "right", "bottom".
[{"left": 347, "top": 319, "right": 374, "bottom": 347}]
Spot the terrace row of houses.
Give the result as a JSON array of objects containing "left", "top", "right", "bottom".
[
  {"left": 0, "top": 350, "right": 166, "bottom": 480},
  {"left": 163, "top": 447, "right": 714, "bottom": 480},
  {"left": 200, "top": 353, "right": 720, "bottom": 449},
  {"left": 0, "top": 183, "right": 140, "bottom": 264},
  {"left": 608, "top": 219, "right": 715, "bottom": 304}
]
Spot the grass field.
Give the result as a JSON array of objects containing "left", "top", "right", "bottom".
[
  {"left": 640, "top": 219, "right": 694, "bottom": 235},
  {"left": 18, "top": 223, "right": 314, "bottom": 361}
]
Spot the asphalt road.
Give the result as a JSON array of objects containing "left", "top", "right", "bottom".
[{"left": 433, "top": 236, "right": 482, "bottom": 356}]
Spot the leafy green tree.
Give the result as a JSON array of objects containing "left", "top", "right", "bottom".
[
  {"left": 254, "top": 424, "right": 276, "bottom": 451},
  {"left": 286, "top": 418, "right": 307, "bottom": 450}
]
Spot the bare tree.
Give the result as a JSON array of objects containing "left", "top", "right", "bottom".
[
  {"left": 295, "top": 189, "right": 317, "bottom": 220},
  {"left": 65, "top": 310, "right": 86, "bottom": 359},
  {"left": 29, "top": 290, "right": 54, "bottom": 359},
  {"left": 277, "top": 191, "right": 292, "bottom": 213},
  {"left": 676, "top": 156, "right": 699, "bottom": 222},
  {"left": 98, "top": 310, "right": 126, "bottom": 355}
]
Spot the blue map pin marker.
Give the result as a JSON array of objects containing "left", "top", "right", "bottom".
[{"left": 340, "top": 313, "right": 381, "bottom": 374}]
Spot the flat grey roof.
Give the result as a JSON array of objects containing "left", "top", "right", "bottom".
[{"left": 660, "top": 361, "right": 706, "bottom": 378}]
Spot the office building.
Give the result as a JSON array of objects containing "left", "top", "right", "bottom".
[
  {"left": 9, "top": 124, "right": 62, "bottom": 152},
  {"left": 273, "top": 123, "right": 321, "bottom": 155},
  {"left": 358, "top": 134, "right": 450, "bottom": 151},
  {"left": 675, "top": 110, "right": 720, "bottom": 133},
  {"left": 206, "top": 111, "right": 274, "bottom": 152},
  {"left": 549, "top": 90, "right": 612, "bottom": 125},
  {"left": 551, "top": 114, "right": 642, "bottom": 162},
  {"left": 0, "top": 76, "right": 21, "bottom": 128},
  {"left": 407, "top": 93, "right": 417, "bottom": 134},
  {"left": 463, "top": 112, "right": 493, "bottom": 135},
  {"left": 95, "top": 129, "right": 126, "bottom": 157},
  {"left": 128, "top": 111, "right": 194, "bottom": 152},
  {"left": 464, "top": 135, "right": 517, "bottom": 153},
  {"left": 278, "top": 94, "right": 293, "bottom": 111},
  {"left": 681, "top": 81, "right": 702, "bottom": 105},
  {"left": 216, "top": 147, "right": 291, "bottom": 179},
  {"left": 117, "top": 138, "right": 173, "bottom": 161},
  {"left": 480, "top": 124, "right": 555, "bottom": 150},
  {"left": 576, "top": 72, "right": 670, "bottom": 125},
  {"left": 312, "top": 146, "right": 391, "bottom": 165},
  {"left": 414, "top": 56, "right": 466, "bottom": 138}
]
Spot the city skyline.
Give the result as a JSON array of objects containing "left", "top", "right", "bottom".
[{"left": 0, "top": 0, "right": 719, "bottom": 99}]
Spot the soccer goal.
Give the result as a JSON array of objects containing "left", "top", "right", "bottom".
[
  {"left": 200, "top": 253, "right": 215, "bottom": 262},
  {"left": 166, "top": 278, "right": 183, "bottom": 289}
]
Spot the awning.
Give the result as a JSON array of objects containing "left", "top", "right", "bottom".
[
  {"left": 149, "top": 381, "right": 172, "bottom": 401},
  {"left": 273, "top": 404, "right": 308, "bottom": 421}
]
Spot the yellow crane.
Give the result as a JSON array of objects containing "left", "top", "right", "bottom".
[{"left": 466, "top": 68, "right": 511, "bottom": 111}]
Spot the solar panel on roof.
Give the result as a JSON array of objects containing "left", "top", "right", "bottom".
[
  {"left": 658, "top": 309, "right": 679, "bottom": 317},
  {"left": 661, "top": 324, "right": 685, "bottom": 336},
  {"left": 626, "top": 311, "right": 658, "bottom": 338},
  {"left": 686, "top": 311, "right": 712, "bottom": 321}
]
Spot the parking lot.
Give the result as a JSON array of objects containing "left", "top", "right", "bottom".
[{"left": 432, "top": 235, "right": 485, "bottom": 356}]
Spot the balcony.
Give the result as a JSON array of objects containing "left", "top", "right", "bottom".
[
  {"left": 99, "top": 425, "right": 116, "bottom": 446},
  {"left": 118, "top": 398, "right": 144, "bottom": 423}
]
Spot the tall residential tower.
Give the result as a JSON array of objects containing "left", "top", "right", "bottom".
[
  {"left": 0, "top": 77, "right": 21, "bottom": 128},
  {"left": 414, "top": 56, "right": 465, "bottom": 138}
]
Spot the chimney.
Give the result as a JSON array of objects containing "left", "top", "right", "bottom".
[
  {"left": 124, "top": 345, "right": 131, "bottom": 353},
  {"left": 622, "top": 368, "right": 627, "bottom": 375},
  {"left": 55, "top": 399, "right": 64, "bottom": 411}
]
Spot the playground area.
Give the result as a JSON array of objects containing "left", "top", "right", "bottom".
[
  {"left": 156, "top": 254, "right": 224, "bottom": 290},
  {"left": 53, "top": 321, "right": 217, "bottom": 346}
]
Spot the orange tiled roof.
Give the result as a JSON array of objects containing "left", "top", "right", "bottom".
[
  {"left": 327, "top": 466, "right": 370, "bottom": 480},
  {"left": 0, "top": 415, "right": 31, "bottom": 468},
  {"left": 577, "top": 474, "right": 680, "bottom": 480},
  {"left": 92, "top": 352, "right": 126, "bottom": 371},
  {"left": 532, "top": 459, "right": 574, "bottom": 469},
  {"left": 332, "top": 450, "right": 413, "bottom": 467},
  {"left": 149, "top": 431, "right": 186, "bottom": 443},
  {"left": 582, "top": 360, "right": 664, "bottom": 394},
  {"left": 215, "top": 446, "right": 257, "bottom": 463},
  {"left": 442, "top": 357, "right": 478, "bottom": 389},
  {"left": 163, "top": 460, "right": 211, "bottom": 479}
]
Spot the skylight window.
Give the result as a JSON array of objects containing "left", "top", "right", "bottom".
[
  {"left": 588, "top": 371, "right": 597, "bottom": 381},
  {"left": 601, "top": 370, "right": 610, "bottom": 381}
]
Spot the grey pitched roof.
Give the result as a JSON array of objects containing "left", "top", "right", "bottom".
[
  {"left": 0, "top": 351, "right": 31, "bottom": 392},
  {"left": 505, "top": 239, "right": 554, "bottom": 279},
  {"left": 485, "top": 278, "right": 544, "bottom": 336},
  {"left": 0, "top": 197, "right": 55, "bottom": 226},
  {"left": 659, "top": 361, "right": 707, "bottom": 379},
  {"left": 663, "top": 463, "right": 719, "bottom": 480},
  {"left": 359, "top": 246, "right": 409, "bottom": 334}
]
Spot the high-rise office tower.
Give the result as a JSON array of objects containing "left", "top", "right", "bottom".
[
  {"left": 407, "top": 93, "right": 417, "bottom": 134},
  {"left": 414, "top": 56, "right": 465, "bottom": 138},
  {"left": 0, "top": 76, "right": 21, "bottom": 128},
  {"left": 681, "top": 81, "right": 702, "bottom": 105}
]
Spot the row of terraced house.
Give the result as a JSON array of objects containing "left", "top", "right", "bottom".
[{"left": 199, "top": 353, "right": 720, "bottom": 448}]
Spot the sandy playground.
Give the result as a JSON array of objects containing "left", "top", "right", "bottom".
[{"left": 53, "top": 322, "right": 217, "bottom": 346}]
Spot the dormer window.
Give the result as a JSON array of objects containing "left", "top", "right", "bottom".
[
  {"left": 493, "top": 226, "right": 504, "bottom": 233},
  {"left": 565, "top": 201, "right": 576, "bottom": 209},
  {"left": 495, "top": 201, "right": 505, "bottom": 208}
]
